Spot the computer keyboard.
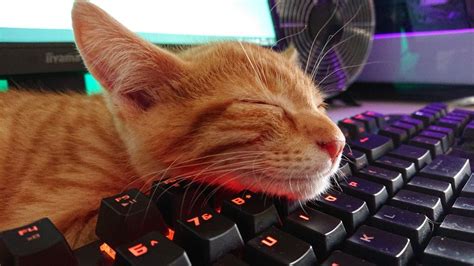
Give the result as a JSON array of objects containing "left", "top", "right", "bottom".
[{"left": 1, "top": 103, "right": 474, "bottom": 266}]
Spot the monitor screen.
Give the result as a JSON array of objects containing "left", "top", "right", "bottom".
[{"left": 0, "top": 0, "right": 278, "bottom": 46}]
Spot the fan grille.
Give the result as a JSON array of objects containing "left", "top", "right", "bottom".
[{"left": 277, "top": 0, "right": 375, "bottom": 96}]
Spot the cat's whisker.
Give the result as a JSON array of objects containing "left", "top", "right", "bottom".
[
  {"left": 317, "top": 61, "right": 386, "bottom": 87},
  {"left": 304, "top": 0, "right": 341, "bottom": 74},
  {"left": 310, "top": 5, "right": 362, "bottom": 80}
]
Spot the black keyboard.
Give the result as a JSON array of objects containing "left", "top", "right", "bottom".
[{"left": 2, "top": 103, "right": 474, "bottom": 266}]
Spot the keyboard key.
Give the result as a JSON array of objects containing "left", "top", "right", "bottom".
[
  {"left": 437, "top": 118, "right": 462, "bottom": 135},
  {"left": 462, "top": 122, "right": 474, "bottom": 140},
  {"left": 374, "top": 155, "right": 416, "bottom": 181},
  {"left": 419, "top": 155, "right": 471, "bottom": 191},
  {"left": 451, "top": 197, "right": 474, "bottom": 217},
  {"left": 96, "top": 189, "right": 167, "bottom": 247},
  {"left": 74, "top": 241, "right": 103, "bottom": 266},
  {"left": 0, "top": 218, "right": 77, "bottom": 266},
  {"left": 363, "top": 111, "right": 386, "bottom": 128},
  {"left": 412, "top": 110, "right": 435, "bottom": 126},
  {"left": 174, "top": 209, "right": 244, "bottom": 264},
  {"left": 273, "top": 197, "right": 300, "bottom": 218},
  {"left": 438, "top": 214, "right": 474, "bottom": 242},
  {"left": 283, "top": 207, "right": 346, "bottom": 259},
  {"left": 337, "top": 161, "right": 352, "bottom": 181},
  {"left": 357, "top": 166, "right": 404, "bottom": 196},
  {"left": 349, "top": 134, "right": 394, "bottom": 161},
  {"left": 428, "top": 125, "right": 455, "bottom": 145},
  {"left": 114, "top": 231, "right": 191, "bottom": 266},
  {"left": 452, "top": 108, "right": 474, "bottom": 120},
  {"left": 421, "top": 108, "right": 441, "bottom": 119},
  {"left": 352, "top": 114, "right": 378, "bottom": 133},
  {"left": 344, "top": 225, "right": 414, "bottom": 266},
  {"left": 340, "top": 176, "right": 389, "bottom": 213},
  {"left": 408, "top": 136, "right": 443, "bottom": 157},
  {"left": 245, "top": 227, "right": 317, "bottom": 266},
  {"left": 213, "top": 254, "right": 249, "bottom": 266},
  {"left": 461, "top": 174, "right": 474, "bottom": 197},
  {"left": 418, "top": 130, "right": 450, "bottom": 152},
  {"left": 388, "top": 144, "right": 432, "bottom": 170},
  {"left": 405, "top": 176, "right": 454, "bottom": 207},
  {"left": 445, "top": 114, "right": 468, "bottom": 128},
  {"left": 310, "top": 191, "right": 370, "bottom": 233},
  {"left": 423, "top": 236, "right": 474, "bottom": 265},
  {"left": 369, "top": 205, "right": 431, "bottom": 252},
  {"left": 342, "top": 147, "right": 368, "bottom": 172},
  {"left": 426, "top": 103, "right": 448, "bottom": 116},
  {"left": 399, "top": 116, "right": 424, "bottom": 131},
  {"left": 391, "top": 121, "right": 417, "bottom": 137},
  {"left": 150, "top": 178, "right": 208, "bottom": 227},
  {"left": 338, "top": 118, "right": 366, "bottom": 139},
  {"left": 321, "top": 250, "right": 375, "bottom": 266},
  {"left": 390, "top": 189, "right": 444, "bottom": 221},
  {"left": 221, "top": 191, "right": 281, "bottom": 241},
  {"left": 378, "top": 126, "right": 408, "bottom": 146}
]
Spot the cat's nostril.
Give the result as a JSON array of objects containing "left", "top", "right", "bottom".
[{"left": 317, "top": 140, "right": 344, "bottom": 161}]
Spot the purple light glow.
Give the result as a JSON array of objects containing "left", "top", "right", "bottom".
[{"left": 374, "top": 28, "right": 474, "bottom": 40}]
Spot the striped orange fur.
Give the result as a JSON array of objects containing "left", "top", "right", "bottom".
[{"left": 0, "top": 2, "right": 345, "bottom": 248}]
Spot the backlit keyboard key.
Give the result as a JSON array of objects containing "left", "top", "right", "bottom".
[
  {"left": 96, "top": 189, "right": 167, "bottom": 247},
  {"left": 114, "top": 231, "right": 191, "bottom": 266},
  {"left": 418, "top": 130, "right": 450, "bottom": 152},
  {"left": 438, "top": 214, "right": 474, "bottom": 242},
  {"left": 338, "top": 118, "right": 366, "bottom": 139},
  {"left": 406, "top": 176, "right": 453, "bottom": 207},
  {"left": 0, "top": 218, "right": 77, "bottom": 266},
  {"left": 378, "top": 126, "right": 408, "bottom": 146},
  {"left": 363, "top": 111, "right": 386, "bottom": 128},
  {"left": 391, "top": 121, "right": 417, "bottom": 137},
  {"left": 427, "top": 125, "right": 454, "bottom": 145},
  {"left": 338, "top": 161, "right": 352, "bottom": 181},
  {"left": 283, "top": 207, "right": 346, "bottom": 259},
  {"left": 451, "top": 197, "right": 474, "bottom": 217},
  {"left": 399, "top": 116, "right": 424, "bottom": 131},
  {"left": 221, "top": 191, "right": 281, "bottom": 241},
  {"left": 344, "top": 225, "right": 414, "bottom": 266},
  {"left": 412, "top": 110, "right": 435, "bottom": 126},
  {"left": 342, "top": 147, "right": 368, "bottom": 171},
  {"left": 340, "top": 176, "right": 389, "bottom": 213},
  {"left": 352, "top": 114, "right": 378, "bottom": 133},
  {"left": 322, "top": 250, "right": 375, "bottom": 266},
  {"left": 462, "top": 122, "right": 474, "bottom": 140},
  {"left": 419, "top": 155, "right": 471, "bottom": 191},
  {"left": 408, "top": 136, "right": 443, "bottom": 157},
  {"left": 374, "top": 155, "right": 416, "bottom": 180},
  {"left": 369, "top": 205, "right": 431, "bottom": 252},
  {"left": 174, "top": 209, "right": 244, "bottom": 264},
  {"left": 390, "top": 189, "right": 444, "bottom": 221},
  {"left": 423, "top": 236, "right": 474, "bottom": 265},
  {"left": 245, "top": 227, "right": 317, "bottom": 265},
  {"left": 310, "top": 191, "right": 370, "bottom": 233},
  {"left": 388, "top": 144, "right": 432, "bottom": 170},
  {"left": 357, "top": 166, "right": 404, "bottom": 196},
  {"left": 349, "top": 134, "right": 394, "bottom": 161},
  {"left": 437, "top": 118, "right": 461, "bottom": 134},
  {"left": 460, "top": 174, "right": 474, "bottom": 197}
]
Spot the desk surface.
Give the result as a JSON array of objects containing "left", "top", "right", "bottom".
[{"left": 327, "top": 100, "right": 474, "bottom": 121}]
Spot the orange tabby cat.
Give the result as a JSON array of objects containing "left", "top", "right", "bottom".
[{"left": 0, "top": 1, "right": 345, "bottom": 248}]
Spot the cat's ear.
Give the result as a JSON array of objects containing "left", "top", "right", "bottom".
[
  {"left": 72, "top": 1, "right": 186, "bottom": 112},
  {"left": 281, "top": 45, "right": 300, "bottom": 66}
]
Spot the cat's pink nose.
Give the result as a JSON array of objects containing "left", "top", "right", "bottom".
[{"left": 318, "top": 140, "right": 344, "bottom": 161}]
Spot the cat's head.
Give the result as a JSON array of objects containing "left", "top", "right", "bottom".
[{"left": 72, "top": 1, "right": 345, "bottom": 200}]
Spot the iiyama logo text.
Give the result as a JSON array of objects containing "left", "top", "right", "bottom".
[{"left": 45, "top": 52, "right": 82, "bottom": 64}]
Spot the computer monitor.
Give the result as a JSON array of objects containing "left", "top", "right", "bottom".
[
  {"left": 0, "top": 0, "right": 281, "bottom": 93},
  {"left": 354, "top": 0, "right": 474, "bottom": 101}
]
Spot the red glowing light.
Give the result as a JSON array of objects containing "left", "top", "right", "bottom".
[
  {"left": 166, "top": 229, "right": 175, "bottom": 240},
  {"left": 355, "top": 114, "right": 364, "bottom": 119},
  {"left": 128, "top": 243, "right": 148, "bottom": 257},
  {"left": 231, "top": 197, "right": 246, "bottom": 205},
  {"left": 325, "top": 195, "right": 337, "bottom": 202},
  {"left": 349, "top": 181, "right": 358, "bottom": 187},
  {"left": 187, "top": 217, "right": 201, "bottom": 226},
  {"left": 18, "top": 226, "right": 38, "bottom": 236},
  {"left": 360, "top": 137, "right": 369, "bottom": 143},
  {"left": 100, "top": 243, "right": 116, "bottom": 260},
  {"left": 150, "top": 240, "right": 158, "bottom": 247},
  {"left": 261, "top": 236, "right": 278, "bottom": 247},
  {"left": 343, "top": 119, "right": 353, "bottom": 124},
  {"left": 202, "top": 213, "right": 213, "bottom": 221},
  {"left": 298, "top": 214, "right": 310, "bottom": 221}
]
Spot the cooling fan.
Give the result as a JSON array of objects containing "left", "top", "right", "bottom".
[{"left": 277, "top": 0, "right": 376, "bottom": 97}]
